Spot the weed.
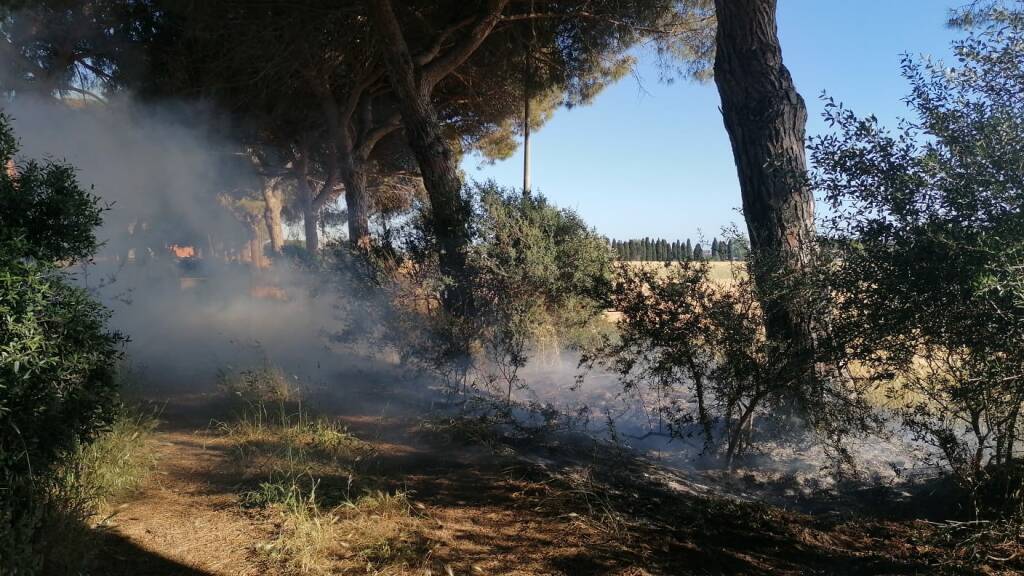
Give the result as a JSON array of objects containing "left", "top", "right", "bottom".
[
  {"left": 16, "top": 405, "right": 158, "bottom": 574},
  {"left": 73, "top": 406, "right": 160, "bottom": 511},
  {"left": 217, "top": 377, "right": 428, "bottom": 575}
]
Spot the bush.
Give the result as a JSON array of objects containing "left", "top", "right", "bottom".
[
  {"left": 587, "top": 255, "right": 846, "bottom": 465},
  {"left": 0, "top": 111, "right": 123, "bottom": 573},
  {"left": 810, "top": 5, "right": 1024, "bottom": 512},
  {"left": 399, "top": 182, "right": 613, "bottom": 404}
]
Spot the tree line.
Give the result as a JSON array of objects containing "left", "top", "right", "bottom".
[{"left": 609, "top": 236, "right": 749, "bottom": 262}]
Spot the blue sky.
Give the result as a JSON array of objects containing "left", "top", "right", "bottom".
[{"left": 461, "top": 0, "right": 962, "bottom": 242}]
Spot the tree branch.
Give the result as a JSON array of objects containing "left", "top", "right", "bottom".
[
  {"left": 356, "top": 112, "right": 402, "bottom": 160},
  {"left": 413, "top": 14, "right": 477, "bottom": 67},
  {"left": 419, "top": 0, "right": 512, "bottom": 92}
]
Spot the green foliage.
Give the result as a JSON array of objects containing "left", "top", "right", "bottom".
[
  {"left": 811, "top": 4, "right": 1024, "bottom": 508},
  {"left": 398, "top": 182, "right": 613, "bottom": 405},
  {"left": 0, "top": 114, "right": 104, "bottom": 264},
  {"left": 0, "top": 405, "right": 156, "bottom": 576},
  {"left": 588, "top": 247, "right": 874, "bottom": 466},
  {"left": 0, "top": 111, "right": 123, "bottom": 573},
  {"left": 585, "top": 259, "right": 794, "bottom": 465},
  {"left": 464, "top": 184, "right": 612, "bottom": 390}
]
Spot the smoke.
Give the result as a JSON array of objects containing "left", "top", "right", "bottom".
[
  {"left": 514, "top": 352, "right": 923, "bottom": 503},
  {"left": 3, "top": 95, "right": 922, "bottom": 510},
  {"left": 3, "top": 95, "right": 391, "bottom": 393}
]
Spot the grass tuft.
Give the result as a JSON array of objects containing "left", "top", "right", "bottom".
[
  {"left": 28, "top": 404, "right": 158, "bottom": 574},
  {"left": 74, "top": 407, "right": 160, "bottom": 511},
  {"left": 217, "top": 367, "right": 430, "bottom": 574}
]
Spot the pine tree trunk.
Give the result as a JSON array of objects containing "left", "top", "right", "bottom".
[
  {"left": 713, "top": 0, "right": 817, "bottom": 398},
  {"left": 369, "top": 0, "right": 473, "bottom": 313},
  {"left": 292, "top": 148, "right": 321, "bottom": 253},
  {"left": 262, "top": 181, "right": 285, "bottom": 255},
  {"left": 299, "top": 184, "right": 319, "bottom": 253},
  {"left": 248, "top": 219, "right": 265, "bottom": 269},
  {"left": 339, "top": 159, "right": 371, "bottom": 250}
]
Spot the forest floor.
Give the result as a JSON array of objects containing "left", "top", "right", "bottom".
[{"left": 88, "top": 370, "right": 1018, "bottom": 576}]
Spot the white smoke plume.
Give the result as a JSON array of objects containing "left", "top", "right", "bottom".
[{"left": 4, "top": 95, "right": 384, "bottom": 391}]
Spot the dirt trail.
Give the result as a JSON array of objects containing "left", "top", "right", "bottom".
[
  {"left": 95, "top": 403, "right": 275, "bottom": 575},
  {"left": 88, "top": 388, "right": 976, "bottom": 576},
  {"left": 90, "top": 394, "right": 632, "bottom": 576}
]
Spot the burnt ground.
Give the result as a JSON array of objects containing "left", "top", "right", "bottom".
[{"left": 88, "top": 371, "right": 1022, "bottom": 576}]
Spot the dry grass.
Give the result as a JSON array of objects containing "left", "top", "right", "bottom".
[
  {"left": 216, "top": 367, "right": 431, "bottom": 575},
  {"left": 77, "top": 407, "right": 160, "bottom": 513},
  {"left": 264, "top": 489, "right": 429, "bottom": 575},
  {"left": 234, "top": 430, "right": 428, "bottom": 575},
  {"left": 34, "top": 405, "right": 159, "bottom": 573},
  {"left": 622, "top": 260, "right": 746, "bottom": 283}
]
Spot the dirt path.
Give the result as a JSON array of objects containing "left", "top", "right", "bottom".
[
  {"left": 95, "top": 422, "right": 275, "bottom": 575},
  {"left": 91, "top": 395, "right": 635, "bottom": 576},
  {"left": 88, "top": 389, "right": 973, "bottom": 576}
]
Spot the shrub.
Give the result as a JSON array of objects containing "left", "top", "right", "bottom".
[
  {"left": 399, "top": 182, "right": 613, "bottom": 404},
  {"left": 587, "top": 257, "right": 794, "bottom": 465},
  {"left": 810, "top": 5, "right": 1024, "bottom": 513},
  {"left": 0, "top": 111, "right": 123, "bottom": 573}
]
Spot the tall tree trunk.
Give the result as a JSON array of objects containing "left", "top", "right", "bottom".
[
  {"left": 713, "top": 0, "right": 817, "bottom": 402},
  {"left": 294, "top": 156, "right": 320, "bottom": 253},
  {"left": 301, "top": 194, "right": 319, "bottom": 253},
  {"left": 248, "top": 219, "right": 265, "bottom": 269},
  {"left": 339, "top": 158, "right": 371, "bottom": 250},
  {"left": 522, "top": 62, "right": 532, "bottom": 197},
  {"left": 368, "top": 0, "right": 506, "bottom": 314},
  {"left": 262, "top": 180, "right": 285, "bottom": 255}
]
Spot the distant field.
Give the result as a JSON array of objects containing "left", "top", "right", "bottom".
[
  {"left": 619, "top": 260, "right": 747, "bottom": 283},
  {"left": 604, "top": 262, "right": 746, "bottom": 323}
]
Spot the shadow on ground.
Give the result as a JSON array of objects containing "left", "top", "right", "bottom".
[{"left": 94, "top": 531, "right": 213, "bottom": 576}]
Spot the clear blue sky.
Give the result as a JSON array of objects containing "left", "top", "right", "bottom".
[{"left": 461, "top": 0, "right": 961, "bottom": 242}]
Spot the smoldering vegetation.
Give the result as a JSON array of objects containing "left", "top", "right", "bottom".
[
  {"left": 3, "top": 94, "right": 914, "bottom": 500},
  {"left": 6, "top": 1, "right": 1024, "bottom": 573},
  {"left": 6, "top": 96, "right": 395, "bottom": 392}
]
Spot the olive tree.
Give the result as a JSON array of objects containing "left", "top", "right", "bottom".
[{"left": 811, "top": 4, "right": 1024, "bottom": 510}]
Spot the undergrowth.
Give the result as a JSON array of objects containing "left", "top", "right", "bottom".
[
  {"left": 216, "top": 366, "right": 430, "bottom": 575},
  {"left": 17, "top": 404, "right": 159, "bottom": 575}
]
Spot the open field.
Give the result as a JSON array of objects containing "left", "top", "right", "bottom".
[{"left": 620, "top": 260, "right": 747, "bottom": 284}]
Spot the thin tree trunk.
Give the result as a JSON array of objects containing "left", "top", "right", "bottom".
[
  {"left": 522, "top": 55, "right": 532, "bottom": 197},
  {"left": 713, "top": 0, "right": 817, "bottom": 403},
  {"left": 369, "top": 0, "right": 475, "bottom": 313},
  {"left": 301, "top": 195, "right": 319, "bottom": 254},
  {"left": 339, "top": 158, "right": 371, "bottom": 250},
  {"left": 294, "top": 155, "right": 320, "bottom": 253},
  {"left": 248, "top": 219, "right": 265, "bottom": 269},
  {"left": 262, "top": 180, "right": 285, "bottom": 255}
]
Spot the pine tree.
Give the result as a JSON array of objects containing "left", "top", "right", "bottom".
[
  {"left": 711, "top": 238, "right": 720, "bottom": 260},
  {"left": 685, "top": 239, "right": 693, "bottom": 260},
  {"left": 693, "top": 243, "right": 704, "bottom": 260}
]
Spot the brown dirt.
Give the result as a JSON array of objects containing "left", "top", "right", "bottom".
[
  {"left": 95, "top": 430, "right": 273, "bottom": 575},
  {"left": 89, "top": 392, "right": 1011, "bottom": 576}
]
